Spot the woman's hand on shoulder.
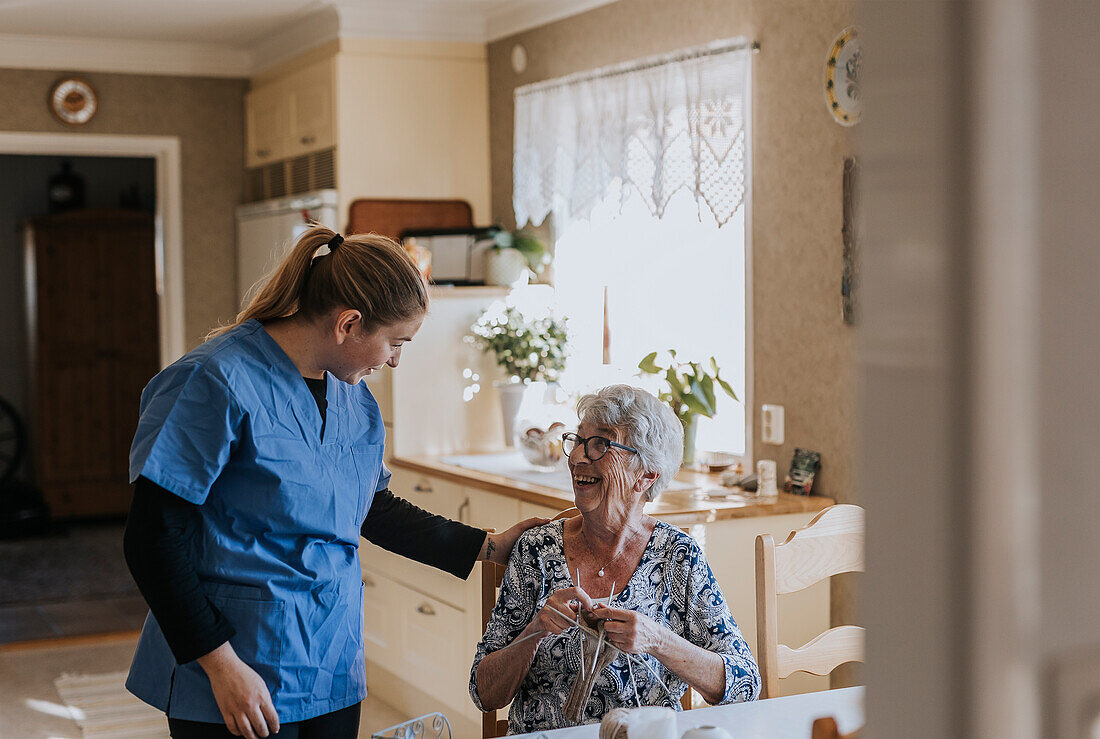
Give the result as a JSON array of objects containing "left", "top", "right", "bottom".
[
  {"left": 483, "top": 516, "right": 550, "bottom": 565},
  {"left": 591, "top": 606, "right": 669, "bottom": 656},
  {"left": 197, "top": 642, "right": 280, "bottom": 738}
]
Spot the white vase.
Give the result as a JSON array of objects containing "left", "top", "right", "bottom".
[
  {"left": 495, "top": 381, "right": 528, "bottom": 447},
  {"left": 485, "top": 249, "right": 529, "bottom": 287}
]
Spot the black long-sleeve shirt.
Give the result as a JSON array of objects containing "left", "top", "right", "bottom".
[{"left": 124, "top": 375, "right": 486, "bottom": 664}]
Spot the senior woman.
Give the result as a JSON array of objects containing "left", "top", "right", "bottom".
[{"left": 470, "top": 385, "right": 760, "bottom": 733}]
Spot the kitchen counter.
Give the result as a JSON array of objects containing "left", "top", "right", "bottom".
[{"left": 390, "top": 453, "right": 833, "bottom": 526}]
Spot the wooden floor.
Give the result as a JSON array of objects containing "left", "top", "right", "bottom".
[
  {"left": 0, "top": 594, "right": 148, "bottom": 644},
  {"left": 0, "top": 632, "right": 411, "bottom": 738}
]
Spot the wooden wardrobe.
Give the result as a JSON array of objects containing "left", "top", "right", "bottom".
[{"left": 23, "top": 209, "right": 159, "bottom": 518}]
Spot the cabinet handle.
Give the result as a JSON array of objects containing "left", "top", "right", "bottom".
[
  {"left": 458, "top": 497, "right": 470, "bottom": 523},
  {"left": 362, "top": 574, "right": 376, "bottom": 587},
  {"left": 413, "top": 482, "right": 433, "bottom": 493},
  {"left": 416, "top": 603, "right": 436, "bottom": 616},
  {"left": 256, "top": 148, "right": 270, "bottom": 158},
  {"left": 300, "top": 135, "right": 316, "bottom": 145}
]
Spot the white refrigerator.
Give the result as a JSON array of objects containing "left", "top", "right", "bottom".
[{"left": 235, "top": 189, "right": 339, "bottom": 309}]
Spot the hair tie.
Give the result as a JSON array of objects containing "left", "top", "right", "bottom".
[{"left": 327, "top": 233, "right": 344, "bottom": 252}]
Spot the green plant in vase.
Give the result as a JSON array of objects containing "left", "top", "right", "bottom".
[
  {"left": 467, "top": 305, "right": 569, "bottom": 449},
  {"left": 468, "top": 305, "right": 568, "bottom": 383},
  {"left": 637, "top": 350, "right": 739, "bottom": 467}
]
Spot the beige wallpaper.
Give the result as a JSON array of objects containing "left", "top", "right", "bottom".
[
  {"left": 0, "top": 68, "right": 246, "bottom": 349},
  {"left": 489, "top": 0, "right": 858, "bottom": 654}
]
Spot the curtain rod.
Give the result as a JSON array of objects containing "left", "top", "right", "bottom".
[{"left": 515, "top": 38, "right": 759, "bottom": 98}]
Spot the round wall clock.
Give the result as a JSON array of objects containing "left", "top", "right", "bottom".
[
  {"left": 49, "top": 77, "right": 99, "bottom": 126},
  {"left": 824, "top": 26, "right": 862, "bottom": 126}
]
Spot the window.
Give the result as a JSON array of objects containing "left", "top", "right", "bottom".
[
  {"left": 514, "top": 39, "right": 752, "bottom": 457},
  {"left": 553, "top": 188, "right": 746, "bottom": 455}
]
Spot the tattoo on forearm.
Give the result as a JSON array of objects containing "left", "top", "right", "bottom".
[{"left": 486, "top": 537, "right": 496, "bottom": 559}]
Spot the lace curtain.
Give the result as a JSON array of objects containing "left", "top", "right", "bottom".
[{"left": 513, "top": 39, "right": 752, "bottom": 229}]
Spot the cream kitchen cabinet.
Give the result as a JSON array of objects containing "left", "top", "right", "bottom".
[
  {"left": 245, "top": 82, "right": 291, "bottom": 166},
  {"left": 245, "top": 59, "right": 335, "bottom": 168},
  {"left": 359, "top": 467, "right": 493, "bottom": 736}
]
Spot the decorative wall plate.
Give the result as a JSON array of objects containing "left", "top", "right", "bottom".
[
  {"left": 824, "top": 26, "right": 862, "bottom": 126},
  {"left": 49, "top": 77, "right": 98, "bottom": 126}
]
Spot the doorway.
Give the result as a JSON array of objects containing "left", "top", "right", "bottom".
[{"left": 0, "top": 152, "right": 161, "bottom": 643}]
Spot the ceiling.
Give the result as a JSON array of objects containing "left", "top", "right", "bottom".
[{"left": 0, "top": 0, "right": 620, "bottom": 76}]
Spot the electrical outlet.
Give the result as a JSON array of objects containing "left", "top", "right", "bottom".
[{"left": 761, "top": 404, "right": 785, "bottom": 445}]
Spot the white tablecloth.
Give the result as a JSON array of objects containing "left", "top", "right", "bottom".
[{"left": 509, "top": 687, "right": 865, "bottom": 739}]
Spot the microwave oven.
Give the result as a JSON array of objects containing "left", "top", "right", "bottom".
[{"left": 400, "top": 227, "right": 494, "bottom": 285}]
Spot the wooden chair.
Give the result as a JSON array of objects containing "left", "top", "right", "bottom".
[
  {"left": 479, "top": 508, "right": 695, "bottom": 738},
  {"left": 811, "top": 715, "right": 862, "bottom": 739},
  {"left": 755, "top": 504, "right": 865, "bottom": 699}
]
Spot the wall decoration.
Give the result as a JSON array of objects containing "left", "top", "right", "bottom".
[
  {"left": 49, "top": 77, "right": 98, "bottom": 126},
  {"left": 824, "top": 26, "right": 862, "bottom": 126},
  {"left": 842, "top": 156, "right": 860, "bottom": 324}
]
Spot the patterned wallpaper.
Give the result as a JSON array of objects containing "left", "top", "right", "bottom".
[
  {"left": 488, "top": 0, "right": 858, "bottom": 657},
  {"left": 0, "top": 68, "right": 247, "bottom": 350}
]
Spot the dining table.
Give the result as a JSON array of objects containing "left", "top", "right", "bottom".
[{"left": 508, "top": 686, "right": 865, "bottom": 739}]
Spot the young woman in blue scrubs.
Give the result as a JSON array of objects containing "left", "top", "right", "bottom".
[{"left": 123, "top": 226, "right": 543, "bottom": 739}]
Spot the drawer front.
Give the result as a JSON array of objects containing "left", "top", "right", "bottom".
[
  {"left": 360, "top": 470, "right": 476, "bottom": 611},
  {"left": 361, "top": 567, "right": 400, "bottom": 666}
]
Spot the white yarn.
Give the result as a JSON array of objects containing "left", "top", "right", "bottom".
[{"left": 599, "top": 707, "right": 677, "bottom": 739}]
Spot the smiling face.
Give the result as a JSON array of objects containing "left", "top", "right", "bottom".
[
  {"left": 328, "top": 311, "right": 424, "bottom": 384},
  {"left": 568, "top": 420, "right": 652, "bottom": 516}
]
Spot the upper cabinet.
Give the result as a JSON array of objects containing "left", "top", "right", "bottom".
[
  {"left": 245, "top": 59, "right": 335, "bottom": 168},
  {"left": 243, "top": 40, "right": 490, "bottom": 224}
]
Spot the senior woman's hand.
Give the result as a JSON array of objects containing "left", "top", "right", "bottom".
[
  {"left": 590, "top": 604, "right": 729, "bottom": 705},
  {"left": 589, "top": 605, "right": 668, "bottom": 654},
  {"left": 530, "top": 586, "right": 597, "bottom": 637},
  {"left": 474, "top": 585, "right": 597, "bottom": 711}
]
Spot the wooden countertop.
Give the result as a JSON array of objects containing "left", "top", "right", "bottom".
[{"left": 390, "top": 454, "right": 833, "bottom": 526}]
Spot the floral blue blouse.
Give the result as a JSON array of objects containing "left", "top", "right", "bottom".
[{"left": 469, "top": 520, "right": 760, "bottom": 734}]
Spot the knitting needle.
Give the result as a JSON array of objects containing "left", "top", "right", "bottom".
[
  {"left": 627, "top": 653, "right": 671, "bottom": 696},
  {"left": 627, "top": 654, "right": 640, "bottom": 706}
]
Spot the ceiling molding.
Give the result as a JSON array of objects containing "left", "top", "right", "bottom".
[
  {"left": 0, "top": 32, "right": 252, "bottom": 78},
  {"left": 485, "top": 0, "right": 622, "bottom": 41},
  {"left": 0, "top": 1, "right": 622, "bottom": 78},
  {"left": 248, "top": 6, "right": 341, "bottom": 75},
  {"left": 333, "top": 1, "right": 488, "bottom": 44}
]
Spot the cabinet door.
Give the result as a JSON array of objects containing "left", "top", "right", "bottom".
[
  {"left": 466, "top": 488, "right": 521, "bottom": 534},
  {"left": 245, "top": 83, "right": 290, "bottom": 167},
  {"left": 397, "top": 586, "right": 472, "bottom": 718},
  {"left": 288, "top": 61, "right": 335, "bottom": 157},
  {"left": 520, "top": 501, "right": 567, "bottom": 520}
]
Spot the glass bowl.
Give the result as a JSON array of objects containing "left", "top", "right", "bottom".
[{"left": 514, "top": 420, "right": 569, "bottom": 471}]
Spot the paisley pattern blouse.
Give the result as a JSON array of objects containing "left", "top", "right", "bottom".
[{"left": 469, "top": 520, "right": 760, "bottom": 734}]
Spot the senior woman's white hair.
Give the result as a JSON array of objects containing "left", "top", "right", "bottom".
[{"left": 575, "top": 385, "right": 683, "bottom": 501}]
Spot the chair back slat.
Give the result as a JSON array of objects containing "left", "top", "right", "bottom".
[
  {"left": 776, "top": 625, "right": 866, "bottom": 679},
  {"left": 773, "top": 505, "right": 864, "bottom": 594},
  {"left": 754, "top": 504, "right": 865, "bottom": 698}
]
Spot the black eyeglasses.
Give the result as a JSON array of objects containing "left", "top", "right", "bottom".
[{"left": 561, "top": 432, "right": 638, "bottom": 461}]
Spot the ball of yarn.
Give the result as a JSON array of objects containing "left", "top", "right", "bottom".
[
  {"left": 599, "top": 708, "right": 633, "bottom": 739},
  {"left": 599, "top": 707, "right": 677, "bottom": 739}
]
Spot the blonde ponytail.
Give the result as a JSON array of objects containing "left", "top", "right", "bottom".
[{"left": 207, "top": 225, "right": 428, "bottom": 340}]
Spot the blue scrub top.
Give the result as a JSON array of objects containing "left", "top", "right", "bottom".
[{"left": 126, "top": 319, "right": 390, "bottom": 723}]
